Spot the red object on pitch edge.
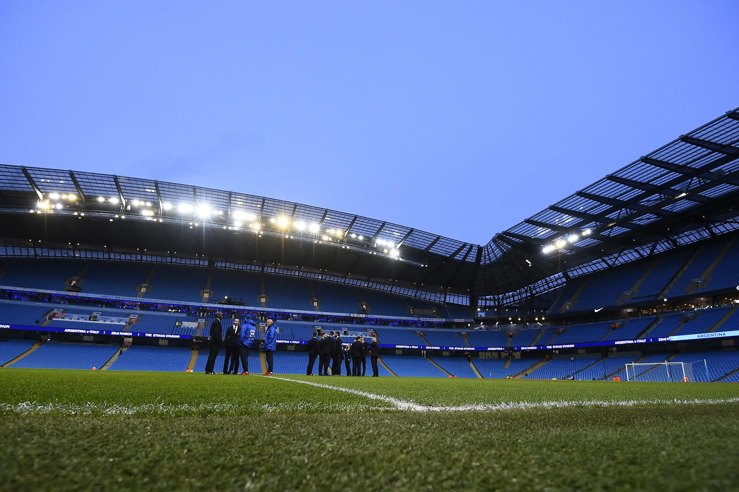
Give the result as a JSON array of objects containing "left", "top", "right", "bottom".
[{"left": 612, "top": 376, "right": 621, "bottom": 382}]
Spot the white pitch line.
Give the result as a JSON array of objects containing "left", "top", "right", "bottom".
[{"left": 270, "top": 376, "right": 739, "bottom": 413}]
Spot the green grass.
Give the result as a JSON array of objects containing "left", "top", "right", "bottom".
[{"left": 1, "top": 369, "right": 738, "bottom": 491}]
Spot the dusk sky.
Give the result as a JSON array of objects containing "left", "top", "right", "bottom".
[{"left": 1, "top": 1, "right": 737, "bottom": 245}]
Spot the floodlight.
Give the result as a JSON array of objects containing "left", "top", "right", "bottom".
[
  {"left": 132, "top": 199, "right": 142, "bottom": 207},
  {"left": 567, "top": 234, "right": 579, "bottom": 243},
  {"left": 55, "top": 203, "right": 63, "bottom": 210},
  {"left": 308, "top": 222, "right": 320, "bottom": 234},
  {"left": 97, "top": 196, "right": 105, "bottom": 203},
  {"left": 276, "top": 216, "right": 290, "bottom": 229},
  {"left": 178, "top": 202, "right": 194, "bottom": 214},
  {"left": 49, "top": 192, "right": 60, "bottom": 200},
  {"left": 162, "top": 202, "right": 173, "bottom": 211},
  {"left": 141, "top": 209, "right": 154, "bottom": 217},
  {"left": 66, "top": 194, "right": 77, "bottom": 202},
  {"left": 109, "top": 197, "right": 119, "bottom": 205},
  {"left": 195, "top": 203, "right": 213, "bottom": 219},
  {"left": 293, "top": 220, "right": 306, "bottom": 232},
  {"left": 554, "top": 239, "right": 567, "bottom": 249},
  {"left": 542, "top": 244, "right": 555, "bottom": 254},
  {"left": 389, "top": 248, "right": 400, "bottom": 259},
  {"left": 233, "top": 221, "right": 242, "bottom": 228},
  {"left": 233, "top": 210, "right": 256, "bottom": 222},
  {"left": 582, "top": 228, "right": 592, "bottom": 236}
]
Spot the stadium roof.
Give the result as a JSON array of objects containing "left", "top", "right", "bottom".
[{"left": 0, "top": 108, "right": 736, "bottom": 306}]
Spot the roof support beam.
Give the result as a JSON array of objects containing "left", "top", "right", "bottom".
[{"left": 680, "top": 136, "right": 739, "bottom": 156}]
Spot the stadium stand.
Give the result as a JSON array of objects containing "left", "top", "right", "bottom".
[
  {"left": 549, "top": 321, "right": 612, "bottom": 345},
  {"left": 0, "top": 260, "right": 81, "bottom": 291},
  {"left": 12, "top": 341, "right": 118, "bottom": 369},
  {"left": 380, "top": 354, "right": 446, "bottom": 378},
  {"left": 527, "top": 356, "right": 600, "bottom": 380},
  {"left": 0, "top": 301, "right": 50, "bottom": 325},
  {"left": 373, "top": 327, "right": 425, "bottom": 346},
  {"left": 263, "top": 276, "right": 313, "bottom": 311},
  {"left": 0, "top": 338, "right": 36, "bottom": 365},
  {"left": 572, "top": 355, "right": 640, "bottom": 381},
  {"left": 311, "top": 282, "right": 361, "bottom": 314},
  {"left": 144, "top": 265, "right": 208, "bottom": 302},
  {"left": 359, "top": 290, "right": 410, "bottom": 318},
  {"left": 466, "top": 329, "right": 509, "bottom": 348},
  {"left": 473, "top": 358, "right": 539, "bottom": 379},
  {"left": 432, "top": 356, "right": 478, "bottom": 378},
  {"left": 601, "top": 317, "right": 656, "bottom": 341},
  {"left": 109, "top": 345, "right": 192, "bottom": 372},
  {"left": 79, "top": 262, "right": 151, "bottom": 297},
  {"left": 422, "top": 329, "right": 464, "bottom": 347},
  {"left": 209, "top": 270, "right": 262, "bottom": 306}
]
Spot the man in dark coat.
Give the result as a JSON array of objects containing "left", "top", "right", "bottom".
[
  {"left": 204, "top": 311, "right": 223, "bottom": 374},
  {"left": 369, "top": 336, "right": 380, "bottom": 377},
  {"left": 350, "top": 336, "right": 364, "bottom": 376},
  {"left": 306, "top": 333, "right": 319, "bottom": 375},
  {"left": 360, "top": 336, "right": 368, "bottom": 376},
  {"left": 319, "top": 332, "right": 334, "bottom": 376},
  {"left": 332, "top": 332, "right": 343, "bottom": 376},
  {"left": 223, "top": 318, "right": 240, "bottom": 374},
  {"left": 343, "top": 344, "right": 352, "bottom": 376}
]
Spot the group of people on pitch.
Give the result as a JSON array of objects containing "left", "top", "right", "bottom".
[
  {"left": 204, "top": 311, "right": 278, "bottom": 376},
  {"left": 306, "top": 331, "right": 380, "bottom": 377}
]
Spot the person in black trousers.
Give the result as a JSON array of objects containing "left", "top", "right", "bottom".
[
  {"left": 223, "top": 318, "right": 240, "bottom": 374},
  {"left": 332, "top": 332, "right": 343, "bottom": 376},
  {"left": 350, "top": 336, "right": 364, "bottom": 376},
  {"left": 204, "top": 311, "right": 223, "bottom": 374},
  {"left": 319, "top": 332, "right": 333, "bottom": 376},
  {"left": 360, "top": 336, "right": 368, "bottom": 376},
  {"left": 343, "top": 345, "right": 352, "bottom": 376},
  {"left": 369, "top": 336, "right": 380, "bottom": 377},
  {"left": 306, "top": 333, "right": 319, "bottom": 375}
]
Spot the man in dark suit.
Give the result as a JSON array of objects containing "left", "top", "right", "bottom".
[
  {"left": 332, "top": 331, "right": 343, "bottom": 376},
  {"left": 319, "top": 332, "right": 334, "bottom": 376},
  {"left": 306, "top": 333, "right": 319, "bottom": 375},
  {"left": 350, "top": 336, "right": 364, "bottom": 376},
  {"left": 343, "top": 344, "right": 352, "bottom": 376},
  {"left": 369, "top": 336, "right": 380, "bottom": 377},
  {"left": 204, "top": 311, "right": 223, "bottom": 374},
  {"left": 360, "top": 336, "right": 368, "bottom": 376},
  {"left": 223, "top": 317, "right": 240, "bottom": 374}
]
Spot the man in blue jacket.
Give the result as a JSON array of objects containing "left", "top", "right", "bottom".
[
  {"left": 263, "top": 318, "right": 277, "bottom": 375},
  {"left": 238, "top": 317, "right": 257, "bottom": 375}
]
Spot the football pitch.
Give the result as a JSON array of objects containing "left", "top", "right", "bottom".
[{"left": 1, "top": 370, "right": 737, "bottom": 491}]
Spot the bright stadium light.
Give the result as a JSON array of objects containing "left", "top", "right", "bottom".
[
  {"left": 49, "top": 192, "right": 60, "bottom": 200},
  {"left": 293, "top": 220, "right": 307, "bottom": 232},
  {"left": 109, "top": 197, "right": 120, "bottom": 205},
  {"left": 567, "top": 234, "right": 579, "bottom": 244},
  {"left": 195, "top": 203, "right": 213, "bottom": 219},
  {"left": 308, "top": 222, "right": 320, "bottom": 234},
  {"left": 233, "top": 210, "right": 256, "bottom": 222},
  {"left": 97, "top": 196, "right": 106, "bottom": 203},
  {"left": 162, "top": 202, "right": 173, "bottom": 212},
  {"left": 276, "top": 216, "right": 290, "bottom": 229},
  {"left": 582, "top": 228, "right": 592, "bottom": 236},
  {"left": 233, "top": 221, "right": 243, "bottom": 228},
  {"left": 55, "top": 203, "right": 63, "bottom": 210},
  {"left": 178, "top": 202, "right": 194, "bottom": 214},
  {"left": 389, "top": 248, "right": 400, "bottom": 259},
  {"left": 131, "top": 199, "right": 142, "bottom": 207},
  {"left": 141, "top": 209, "right": 154, "bottom": 217}
]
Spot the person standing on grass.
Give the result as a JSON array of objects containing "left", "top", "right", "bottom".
[
  {"left": 204, "top": 311, "right": 223, "bottom": 374},
  {"left": 306, "top": 332, "right": 319, "bottom": 375},
  {"left": 350, "top": 336, "right": 364, "bottom": 376},
  {"left": 369, "top": 336, "right": 380, "bottom": 377},
  {"left": 332, "top": 331, "right": 343, "bottom": 376},
  {"left": 263, "top": 318, "right": 277, "bottom": 375},
  {"left": 223, "top": 318, "right": 240, "bottom": 374},
  {"left": 343, "top": 344, "right": 352, "bottom": 376},
  {"left": 238, "top": 317, "right": 257, "bottom": 375},
  {"left": 360, "top": 336, "right": 368, "bottom": 376},
  {"left": 319, "top": 332, "right": 333, "bottom": 376}
]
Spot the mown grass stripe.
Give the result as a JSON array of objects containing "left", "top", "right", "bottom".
[{"left": 271, "top": 375, "right": 739, "bottom": 412}]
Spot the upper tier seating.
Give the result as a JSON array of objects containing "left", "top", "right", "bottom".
[{"left": 79, "top": 262, "right": 151, "bottom": 297}]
